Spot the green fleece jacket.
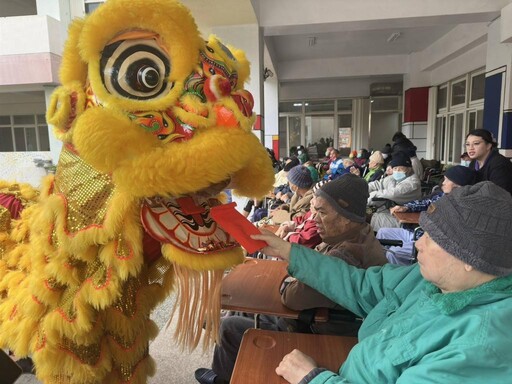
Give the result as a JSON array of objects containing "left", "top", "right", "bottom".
[{"left": 288, "top": 244, "right": 512, "bottom": 383}]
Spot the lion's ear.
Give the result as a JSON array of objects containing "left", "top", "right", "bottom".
[
  {"left": 46, "top": 81, "right": 87, "bottom": 142},
  {"left": 59, "top": 18, "right": 88, "bottom": 86}
]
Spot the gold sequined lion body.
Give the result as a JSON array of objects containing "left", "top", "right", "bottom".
[{"left": 0, "top": 0, "right": 274, "bottom": 383}]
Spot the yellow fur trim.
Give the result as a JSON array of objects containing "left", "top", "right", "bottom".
[
  {"left": 59, "top": 19, "right": 88, "bottom": 85},
  {"left": 229, "top": 45, "right": 251, "bottom": 88},
  {"left": 113, "top": 127, "right": 275, "bottom": 199},
  {"left": 162, "top": 243, "right": 243, "bottom": 271},
  {"left": 72, "top": 107, "right": 157, "bottom": 173}
]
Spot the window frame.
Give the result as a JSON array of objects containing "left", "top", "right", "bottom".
[{"left": 0, "top": 114, "right": 50, "bottom": 152}]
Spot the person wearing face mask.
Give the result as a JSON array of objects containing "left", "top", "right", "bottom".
[
  {"left": 460, "top": 152, "right": 471, "bottom": 167},
  {"left": 381, "top": 143, "right": 392, "bottom": 167},
  {"left": 367, "top": 151, "right": 422, "bottom": 210},
  {"left": 465, "top": 129, "right": 512, "bottom": 194},
  {"left": 296, "top": 145, "right": 309, "bottom": 164}
]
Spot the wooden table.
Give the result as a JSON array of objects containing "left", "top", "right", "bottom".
[
  {"left": 221, "top": 258, "right": 328, "bottom": 326},
  {"left": 231, "top": 329, "right": 358, "bottom": 383},
  {"left": 392, "top": 211, "right": 420, "bottom": 227}
]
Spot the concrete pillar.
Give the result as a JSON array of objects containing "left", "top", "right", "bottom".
[{"left": 36, "top": 0, "right": 71, "bottom": 22}]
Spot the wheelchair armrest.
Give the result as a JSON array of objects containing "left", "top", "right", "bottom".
[{"left": 378, "top": 239, "right": 403, "bottom": 247}]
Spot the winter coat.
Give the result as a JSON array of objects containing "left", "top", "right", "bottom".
[
  {"left": 287, "top": 246, "right": 512, "bottom": 383},
  {"left": 284, "top": 210, "right": 321, "bottom": 249},
  {"left": 470, "top": 150, "right": 512, "bottom": 194},
  {"left": 368, "top": 174, "right": 421, "bottom": 205}
]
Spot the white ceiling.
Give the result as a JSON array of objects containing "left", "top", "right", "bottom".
[
  {"left": 185, "top": 0, "right": 511, "bottom": 86},
  {"left": 270, "top": 25, "right": 456, "bottom": 61}
]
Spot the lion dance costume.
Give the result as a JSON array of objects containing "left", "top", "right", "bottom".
[{"left": 0, "top": 0, "right": 275, "bottom": 383}]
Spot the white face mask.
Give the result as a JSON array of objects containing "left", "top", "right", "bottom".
[
  {"left": 382, "top": 153, "right": 389, "bottom": 159},
  {"left": 392, "top": 171, "right": 407, "bottom": 181},
  {"left": 298, "top": 150, "right": 303, "bottom": 155},
  {"left": 460, "top": 160, "right": 470, "bottom": 167},
  {"left": 325, "top": 151, "right": 330, "bottom": 157}
]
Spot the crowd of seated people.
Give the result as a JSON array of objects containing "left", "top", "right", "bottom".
[{"left": 245, "top": 128, "right": 512, "bottom": 227}]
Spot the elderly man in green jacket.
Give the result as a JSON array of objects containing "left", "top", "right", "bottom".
[{"left": 253, "top": 181, "right": 512, "bottom": 384}]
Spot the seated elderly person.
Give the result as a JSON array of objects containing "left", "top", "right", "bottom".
[
  {"left": 275, "top": 182, "right": 329, "bottom": 249},
  {"left": 271, "top": 165, "right": 315, "bottom": 223},
  {"left": 372, "top": 165, "right": 476, "bottom": 232},
  {"left": 358, "top": 150, "right": 385, "bottom": 182},
  {"left": 195, "top": 174, "right": 387, "bottom": 384},
  {"left": 254, "top": 181, "right": 512, "bottom": 384},
  {"left": 367, "top": 151, "right": 421, "bottom": 223}
]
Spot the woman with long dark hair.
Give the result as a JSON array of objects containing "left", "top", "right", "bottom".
[{"left": 465, "top": 129, "right": 512, "bottom": 194}]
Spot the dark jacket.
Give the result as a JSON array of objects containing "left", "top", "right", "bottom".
[{"left": 470, "top": 150, "right": 512, "bottom": 194}]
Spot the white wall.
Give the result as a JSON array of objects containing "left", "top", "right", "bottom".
[
  {"left": 370, "top": 112, "right": 400, "bottom": 151},
  {"left": 263, "top": 72, "right": 279, "bottom": 147}
]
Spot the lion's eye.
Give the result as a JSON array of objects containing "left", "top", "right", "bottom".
[{"left": 100, "top": 38, "right": 172, "bottom": 100}]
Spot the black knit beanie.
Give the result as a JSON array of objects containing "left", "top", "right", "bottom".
[
  {"left": 420, "top": 181, "right": 512, "bottom": 276},
  {"left": 283, "top": 157, "right": 300, "bottom": 172},
  {"left": 315, "top": 173, "right": 368, "bottom": 223},
  {"left": 444, "top": 165, "right": 476, "bottom": 186}
]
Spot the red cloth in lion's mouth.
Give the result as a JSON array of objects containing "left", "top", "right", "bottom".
[{"left": 141, "top": 195, "right": 238, "bottom": 254}]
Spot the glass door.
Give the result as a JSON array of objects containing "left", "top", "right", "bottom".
[{"left": 447, "top": 113, "right": 464, "bottom": 163}]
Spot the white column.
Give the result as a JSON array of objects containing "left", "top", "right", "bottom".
[
  {"left": 36, "top": 0, "right": 71, "bottom": 22},
  {"left": 352, "top": 98, "right": 370, "bottom": 152}
]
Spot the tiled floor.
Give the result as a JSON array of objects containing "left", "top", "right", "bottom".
[{"left": 15, "top": 293, "right": 213, "bottom": 384}]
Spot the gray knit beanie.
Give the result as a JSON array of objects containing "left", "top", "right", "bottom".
[
  {"left": 315, "top": 173, "right": 368, "bottom": 223},
  {"left": 419, "top": 181, "right": 512, "bottom": 276},
  {"left": 287, "top": 165, "right": 314, "bottom": 189}
]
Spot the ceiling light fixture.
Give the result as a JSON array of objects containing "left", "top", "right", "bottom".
[{"left": 386, "top": 32, "right": 401, "bottom": 43}]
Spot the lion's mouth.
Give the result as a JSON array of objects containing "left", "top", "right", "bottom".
[{"left": 141, "top": 180, "right": 238, "bottom": 253}]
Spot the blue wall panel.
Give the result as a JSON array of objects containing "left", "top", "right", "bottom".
[
  {"left": 501, "top": 111, "right": 512, "bottom": 149},
  {"left": 483, "top": 72, "right": 503, "bottom": 142}
]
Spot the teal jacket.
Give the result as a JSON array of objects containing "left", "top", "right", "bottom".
[{"left": 288, "top": 244, "right": 512, "bottom": 383}]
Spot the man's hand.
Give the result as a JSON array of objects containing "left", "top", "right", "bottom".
[
  {"left": 251, "top": 230, "right": 292, "bottom": 262},
  {"left": 275, "top": 349, "right": 318, "bottom": 384}
]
